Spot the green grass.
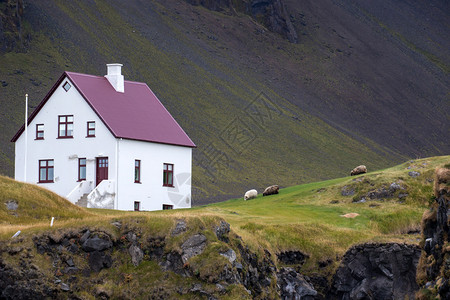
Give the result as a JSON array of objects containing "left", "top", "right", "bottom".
[{"left": 2, "top": 156, "right": 448, "bottom": 279}]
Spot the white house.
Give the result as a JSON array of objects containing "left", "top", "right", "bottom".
[{"left": 11, "top": 64, "right": 196, "bottom": 211}]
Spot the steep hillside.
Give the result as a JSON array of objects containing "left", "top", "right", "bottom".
[{"left": 0, "top": 0, "right": 448, "bottom": 203}]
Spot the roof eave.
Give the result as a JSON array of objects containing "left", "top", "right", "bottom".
[{"left": 11, "top": 72, "right": 70, "bottom": 142}]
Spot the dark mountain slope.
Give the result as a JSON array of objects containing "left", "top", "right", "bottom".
[{"left": 0, "top": 0, "right": 448, "bottom": 203}]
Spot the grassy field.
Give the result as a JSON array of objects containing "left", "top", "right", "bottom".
[{"left": 2, "top": 156, "right": 448, "bottom": 280}]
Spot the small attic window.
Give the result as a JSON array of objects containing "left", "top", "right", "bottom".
[{"left": 63, "top": 81, "right": 71, "bottom": 92}]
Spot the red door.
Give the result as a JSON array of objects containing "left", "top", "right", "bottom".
[{"left": 96, "top": 157, "right": 108, "bottom": 186}]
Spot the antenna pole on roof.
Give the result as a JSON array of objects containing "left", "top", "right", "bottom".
[{"left": 24, "top": 93, "right": 28, "bottom": 182}]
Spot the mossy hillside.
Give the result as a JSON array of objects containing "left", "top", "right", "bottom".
[
  {"left": 2, "top": 156, "right": 448, "bottom": 284},
  {"left": 0, "top": 0, "right": 424, "bottom": 203}
]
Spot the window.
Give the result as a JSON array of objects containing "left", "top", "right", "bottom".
[
  {"left": 134, "top": 160, "right": 141, "bottom": 183},
  {"left": 163, "top": 163, "right": 174, "bottom": 187},
  {"left": 87, "top": 121, "right": 95, "bottom": 137},
  {"left": 36, "top": 124, "right": 44, "bottom": 140},
  {"left": 63, "top": 81, "right": 71, "bottom": 92},
  {"left": 134, "top": 201, "right": 140, "bottom": 211},
  {"left": 163, "top": 204, "right": 173, "bottom": 210},
  {"left": 78, "top": 158, "right": 86, "bottom": 181},
  {"left": 58, "top": 115, "right": 73, "bottom": 138},
  {"left": 39, "top": 159, "right": 54, "bottom": 183}
]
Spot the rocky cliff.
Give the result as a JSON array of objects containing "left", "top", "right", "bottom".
[
  {"left": 416, "top": 166, "right": 450, "bottom": 299},
  {"left": 1, "top": 217, "right": 424, "bottom": 299},
  {"left": 185, "top": 0, "right": 298, "bottom": 43}
]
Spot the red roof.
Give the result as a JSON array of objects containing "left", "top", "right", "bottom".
[{"left": 11, "top": 71, "right": 196, "bottom": 148}]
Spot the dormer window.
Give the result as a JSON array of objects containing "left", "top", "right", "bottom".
[
  {"left": 58, "top": 115, "right": 73, "bottom": 138},
  {"left": 36, "top": 124, "right": 44, "bottom": 140},
  {"left": 63, "top": 81, "right": 71, "bottom": 92},
  {"left": 87, "top": 121, "right": 95, "bottom": 137}
]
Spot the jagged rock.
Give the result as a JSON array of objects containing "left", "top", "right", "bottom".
[
  {"left": 215, "top": 220, "right": 230, "bottom": 242},
  {"left": 126, "top": 232, "right": 137, "bottom": 243},
  {"left": 82, "top": 235, "right": 112, "bottom": 252},
  {"left": 220, "top": 249, "right": 237, "bottom": 263},
  {"left": 329, "top": 243, "right": 420, "bottom": 299},
  {"left": 277, "top": 250, "right": 307, "bottom": 266},
  {"left": 128, "top": 244, "right": 144, "bottom": 266},
  {"left": 160, "top": 251, "right": 187, "bottom": 276},
  {"left": 277, "top": 267, "right": 317, "bottom": 299},
  {"left": 110, "top": 221, "right": 122, "bottom": 229},
  {"left": 60, "top": 282, "right": 70, "bottom": 292},
  {"left": 341, "top": 186, "right": 355, "bottom": 196},
  {"left": 88, "top": 251, "right": 112, "bottom": 272},
  {"left": 172, "top": 220, "right": 187, "bottom": 236},
  {"left": 181, "top": 234, "right": 207, "bottom": 263},
  {"left": 190, "top": 283, "right": 217, "bottom": 299},
  {"left": 79, "top": 230, "right": 90, "bottom": 244},
  {"left": 408, "top": 171, "right": 420, "bottom": 177},
  {"left": 65, "top": 257, "right": 75, "bottom": 267},
  {"left": 4, "top": 199, "right": 18, "bottom": 210}
]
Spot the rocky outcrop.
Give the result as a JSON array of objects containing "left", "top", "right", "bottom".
[
  {"left": 0, "top": 218, "right": 431, "bottom": 299},
  {"left": 0, "top": 0, "right": 30, "bottom": 52},
  {"left": 277, "top": 267, "right": 317, "bottom": 299},
  {"left": 416, "top": 166, "right": 450, "bottom": 299},
  {"left": 329, "top": 243, "right": 421, "bottom": 299},
  {"left": 184, "top": 0, "right": 298, "bottom": 43}
]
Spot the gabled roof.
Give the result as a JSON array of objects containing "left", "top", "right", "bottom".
[{"left": 11, "top": 71, "right": 196, "bottom": 148}]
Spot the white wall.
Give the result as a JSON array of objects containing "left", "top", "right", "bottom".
[
  {"left": 117, "top": 139, "right": 192, "bottom": 211},
  {"left": 14, "top": 76, "right": 117, "bottom": 198}
]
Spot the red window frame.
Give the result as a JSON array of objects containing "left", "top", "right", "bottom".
[
  {"left": 38, "top": 159, "right": 54, "bottom": 183},
  {"left": 35, "top": 124, "right": 44, "bottom": 140},
  {"left": 78, "top": 158, "right": 86, "bottom": 181},
  {"left": 86, "top": 121, "right": 95, "bottom": 137},
  {"left": 163, "top": 163, "right": 174, "bottom": 187},
  {"left": 134, "top": 160, "right": 141, "bottom": 183},
  {"left": 134, "top": 201, "right": 140, "bottom": 211},
  {"left": 163, "top": 204, "right": 173, "bottom": 210},
  {"left": 58, "top": 115, "right": 73, "bottom": 138}
]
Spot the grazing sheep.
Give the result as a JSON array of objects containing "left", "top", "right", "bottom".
[
  {"left": 263, "top": 185, "right": 279, "bottom": 196},
  {"left": 350, "top": 165, "right": 367, "bottom": 176},
  {"left": 244, "top": 189, "right": 257, "bottom": 200}
]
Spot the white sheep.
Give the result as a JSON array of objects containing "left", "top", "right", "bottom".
[{"left": 244, "top": 189, "right": 258, "bottom": 200}]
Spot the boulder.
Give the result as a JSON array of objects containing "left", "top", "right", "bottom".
[
  {"left": 172, "top": 220, "right": 187, "bottom": 236},
  {"left": 88, "top": 251, "right": 112, "bottom": 272},
  {"left": 277, "top": 267, "right": 317, "bottom": 299},
  {"left": 329, "top": 243, "right": 420, "bottom": 299},
  {"left": 129, "top": 244, "right": 144, "bottom": 266},
  {"left": 408, "top": 171, "right": 420, "bottom": 177},
  {"left": 350, "top": 165, "right": 367, "bottom": 176},
  {"left": 263, "top": 185, "right": 279, "bottom": 196},
  {"left": 181, "top": 234, "right": 207, "bottom": 263},
  {"left": 82, "top": 235, "right": 112, "bottom": 252},
  {"left": 215, "top": 220, "right": 230, "bottom": 242}
]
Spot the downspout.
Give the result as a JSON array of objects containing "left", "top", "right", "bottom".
[{"left": 115, "top": 138, "right": 121, "bottom": 210}]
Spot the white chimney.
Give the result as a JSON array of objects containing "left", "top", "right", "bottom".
[{"left": 105, "top": 63, "right": 124, "bottom": 93}]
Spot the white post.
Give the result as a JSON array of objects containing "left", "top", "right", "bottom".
[{"left": 24, "top": 94, "right": 28, "bottom": 182}]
